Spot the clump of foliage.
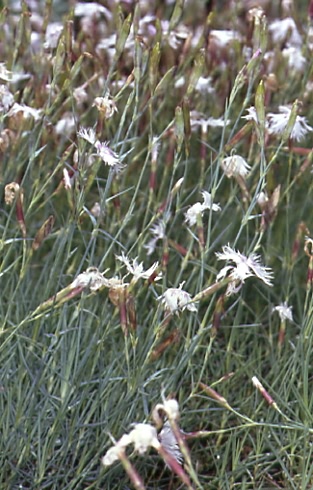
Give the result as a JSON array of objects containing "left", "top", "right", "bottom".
[{"left": 1, "top": 0, "right": 313, "bottom": 489}]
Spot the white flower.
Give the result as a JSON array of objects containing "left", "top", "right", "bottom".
[
  {"left": 6, "top": 102, "right": 42, "bottom": 121},
  {"left": 55, "top": 113, "right": 76, "bottom": 135},
  {"left": 101, "top": 424, "right": 160, "bottom": 467},
  {"left": 144, "top": 219, "right": 166, "bottom": 256},
  {"left": 158, "top": 283, "right": 197, "bottom": 314},
  {"left": 152, "top": 397, "right": 180, "bottom": 426},
  {"left": 267, "top": 106, "right": 313, "bottom": 142},
  {"left": 209, "top": 29, "right": 241, "bottom": 47},
  {"left": 185, "top": 202, "right": 203, "bottom": 226},
  {"left": 77, "top": 126, "right": 97, "bottom": 145},
  {"left": 150, "top": 220, "right": 166, "bottom": 240},
  {"left": 282, "top": 46, "right": 306, "bottom": 73},
  {"left": 95, "top": 140, "right": 122, "bottom": 169},
  {"left": 44, "top": 22, "right": 64, "bottom": 49},
  {"left": 272, "top": 301, "right": 293, "bottom": 322},
  {"left": 128, "top": 424, "right": 160, "bottom": 454},
  {"left": 221, "top": 155, "right": 251, "bottom": 178},
  {"left": 196, "top": 117, "right": 230, "bottom": 130},
  {"left": 194, "top": 76, "right": 215, "bottom": 94},
  {"left": 71, "top": 267, "right": 106, "bottom": 291},
  {"left": 93, "top": 95, "right": 117, "bottom": 119},
  {"left": 116, "top": 251, "right": 162, "bottom": 282},
  {"left": 185, "top": 190, "right": 221, "bottom": 226},
  {"left": 101, "top": 433, "right": 132, "bottom": 466},
  {"left": 155, "top": 399, "right": 180, "bottom": 421},
  {"left": 101, "top": 445, "right": 121, "bottom": 466},
  {"left": 101, "top": 397, "right": 182, "bottom": 470},
  {"left": 204, "top": 117, "right": 230, "bottom": 128},
  {"left": 160, "top": 20, "right": 189, "bottom": 50},
  {"left": 190, "top": 111, "right": 230, "bottom": 131},
  {"left": 75, "top": 2, "right": 111, "bottom": 19},
  {"left": 0, "top": 84, "right": 14, "bottom": 112},
  {"left": 201, "top": 191, "right": 220, "bottom": 211},
  {"left": 269, "top": 17, "right": 302, "bottom": 48},
  {"left": 0, "top": 63, "right": 12, "bottom": 82},
  {"left": 247, "top": 7, "right": 265, "bottom": 23},
  {"left": 242, "top": 106, "right": 259, "bottom": 124},
  {"left": 216, "top": 245, "right": 273, "bottom": 295},
  {"left": 73, "top": 86, "right": 88, "bottom": 105},
  {"left": 96, "top": 34, "right": 117, "bottom": 62}
]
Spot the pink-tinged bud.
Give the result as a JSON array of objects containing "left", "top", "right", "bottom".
[
  {"left": 158, "top": 178, "right": 184, "bottom": 213},
  {"left": 212, "top": 295, "right": 225, "bottom": 337},
  {"left": 252, "top": 376, "right": 275, "bottom": 406},
  {"left": 224, "top": 122, "right": 253, "bottom": 153},
  {"left": 257, "top": 185, "right": 280, "bottom": 231},
  {"left": 199, "top": 382, "right": 230, "bottom": 408},
  {"left": 149, "top": 329, "right": 180, "bottom": 361},
  {"left": 292, "top": 222, "right": 309, "bottom": 262},
  {"left": 161, "top": 238, "right": 169, "bottom": 269},
  {"left": 32, "top": 215, "right": 55, "bottom": 251}
]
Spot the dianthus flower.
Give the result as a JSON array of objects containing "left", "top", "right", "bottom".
[
  {"left": 267, "top": 105, "right": 313, "bottom": 142},
  {"left": 216, "top": 245, "right": 273, "bottom": 295}
]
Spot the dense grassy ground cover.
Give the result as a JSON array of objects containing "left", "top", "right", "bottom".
[{"left": 1, "top": 0, "right": 313, "bottom": 488}]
